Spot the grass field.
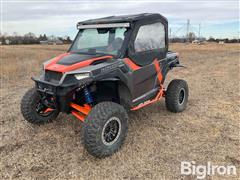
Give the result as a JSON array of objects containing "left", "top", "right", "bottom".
[{"left": 0, "top": 43, "right": 240, "bottom": 179}]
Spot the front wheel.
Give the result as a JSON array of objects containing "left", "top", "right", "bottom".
[
  {"left": 82, "top": 102, "right": 128, "bottom": 158},
  {"left": 21, "top": 88, "right": 59, "bottom": 124},
  {"left": 165, "top": 79, "right": 189, "bottom": 112}
]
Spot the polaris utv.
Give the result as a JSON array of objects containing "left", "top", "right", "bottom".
[{"left": 21, "top": 13, "right": 189, "bottom": 158}]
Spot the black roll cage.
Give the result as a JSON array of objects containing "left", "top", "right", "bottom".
[{"left": 68, "top": 13, "right": 169, "bottom": 64}]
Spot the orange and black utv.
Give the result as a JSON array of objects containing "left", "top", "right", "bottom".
[{"left": 21, "top": 13, "right": 189, "bottom": 158}]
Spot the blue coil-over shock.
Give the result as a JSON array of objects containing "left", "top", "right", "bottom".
[{"left": 83, "top": 87, "right": 93, "bottom": 104}]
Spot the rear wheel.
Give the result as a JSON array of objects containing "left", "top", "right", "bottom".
[
  {"left": 21, "top": 88, "right": 59, "bottom": 124},
  {"left": 82, "top": 102, "right": 128, "bottom": 158},
  {"left": 165, "top": 79, "right": 189, "bottom": 112}
]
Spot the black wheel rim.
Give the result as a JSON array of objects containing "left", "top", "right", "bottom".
[
  {"left": 179, "top": 88, "right": 185, "bottom": 105},
  {"left": 102, "top": 117, "right": 121, "bottom": 146}
]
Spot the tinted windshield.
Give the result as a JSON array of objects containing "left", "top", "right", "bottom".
[{"left": 70, "top": 27, "right": 127, "bottom": 56}]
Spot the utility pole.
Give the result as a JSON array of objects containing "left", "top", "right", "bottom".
[
  {"left": 198, "top": 23, "right": 201, "bottom": 39},
  {"left": 169, "top": 28, "right": 172, "bottom": 43},
  {"left": 186, "top": 19, "right": 190, "bottom": 42}
]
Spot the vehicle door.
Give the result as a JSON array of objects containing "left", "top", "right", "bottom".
[{"left": 127, "top": 21, "right": 167, "bottom": 101}]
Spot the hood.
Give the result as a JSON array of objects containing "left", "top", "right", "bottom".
[{"left": 45, "top": 53, "right": 113, "bottom": 73}]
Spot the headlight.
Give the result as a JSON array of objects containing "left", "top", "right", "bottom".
[{"left": 74, "top": 73, "right": 90, "bottom": 80}]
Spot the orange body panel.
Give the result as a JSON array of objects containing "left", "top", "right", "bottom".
[
  {"left": 45, "top": 53, "right": 71, "bottom": 72},
  {"left": 71, "top": 110, "right": 85, "bottom": 122},
  {"left": 70, "top": 103, "right": 91, "bottom": 115},
  {"left": 70, "top": 103, "right": 92, "bottom": 121},
  {"left": 43, "top": 108, "right": 54, "bottom": 113},
  {"left": 153, "top": 58, "right": 163, "bottom": 82},
  {"left": 124, "top": 58, "right": 141, "bottom": 71}
]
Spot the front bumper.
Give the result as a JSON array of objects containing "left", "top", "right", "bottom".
[
  {"left": 32, "top": 77, "right": 92, "bottom": 112},
  {"left": 33, "top": 77, "right": 77, "bottom": 95}
]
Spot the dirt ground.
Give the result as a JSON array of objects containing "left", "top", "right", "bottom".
[{"left": 0, "top": 43, "right": 239, "bottom": 179}]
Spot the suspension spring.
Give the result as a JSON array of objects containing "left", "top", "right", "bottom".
[{"left": 83, "top": 87, "right": 93, "bottom": 104}]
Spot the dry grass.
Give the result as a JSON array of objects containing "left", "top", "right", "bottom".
[
  {"left": 0, "top": 45, "right": 68, "bottom": 84},
  {"left": 0, "top": 43, "right": 240, "bottom": 179}
]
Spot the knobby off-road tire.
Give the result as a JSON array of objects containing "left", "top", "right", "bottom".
[
  {"left": 165, "top": 79, "right": 189, "bottom": 113},
  {"left": 83, "top": 102, "right": 128, "bottom": 158},
  {"left": 21, "top": 88, "right": 59, "bottom": 124}
]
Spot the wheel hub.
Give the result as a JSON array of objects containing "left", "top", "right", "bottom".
[
  {"left": 35, "top": 101, "right": 53, "bottom": 116},
  {"left": 102, "top": 117, "right": 121, "bottom": 146},
  {"left": 178, "top": 88, "right": 185, "bottom": 105}
]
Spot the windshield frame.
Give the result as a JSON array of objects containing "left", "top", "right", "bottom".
[{"left": 68, "top": 26, "right": 130, "bottom": 57}]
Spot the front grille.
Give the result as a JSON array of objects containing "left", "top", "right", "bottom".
[{"left": 44, "top": 70, "right": 62, "bottom": 83}]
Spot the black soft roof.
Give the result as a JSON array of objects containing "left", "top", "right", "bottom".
[{"left": 78, "top": 13, "right": 167, "bottom": 25}]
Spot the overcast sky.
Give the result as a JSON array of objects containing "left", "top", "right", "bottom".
[{"left": 1, "top": 0, "right": 239, "bottom": 39}]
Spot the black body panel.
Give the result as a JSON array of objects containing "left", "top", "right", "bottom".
[
  {"left": 73, "top": 13, "right": 168, "bottom": 61},
  {"left": 132, "top": 63, "right": 157, "bottom": 99},
  {"left": 57, "top": 53, "right": 101, "bottom": 65},
  {"left": 78, "top": 13, "right": 167, "bottom": 26}
]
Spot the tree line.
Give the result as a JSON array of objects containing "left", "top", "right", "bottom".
[
  {"left": 170, "top": 33, "right": 239, "bottom": 43},
  {"left": 0, "top": 32, "right": 239, "bottom": 45},
  {"left": 169, "top": 32, "right": 239, "bottom": 43},
  {"left": 170, "top": 37, "right": 239, "bottom": 43},
  {"left": 0, "top": 32, "right": 72, "bottom": 45},
  {"left": 207, "top": 37, "right": 239, "bottom": 43}
]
